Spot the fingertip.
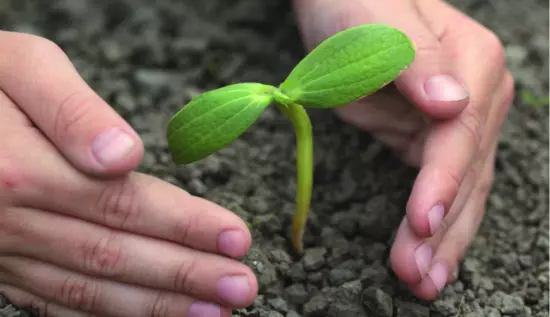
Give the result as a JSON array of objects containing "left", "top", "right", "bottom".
[
  {"left": 408, "top": 262, "right": 449, "bottom": 300},
  {"left": 389, "top": 220, "right": 427, "bottom": 285},
  {"left": 89, "top": 127, "right": 144, "bottom": 176},
  {"left": 407, "top": 165, "right": 455, "bottom": 238},
  {"left": 396, "top": 74, "right": 469, "bottom": 120},
  {"left": 218, "top": 228, "right": 252, "bottom": 259}
]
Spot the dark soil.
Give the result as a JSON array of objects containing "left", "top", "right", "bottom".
[{"left": 0, "top": 0, "right": 548, "bottom": 316}]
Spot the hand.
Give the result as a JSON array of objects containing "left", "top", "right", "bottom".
[
  {"left": 0, "top": 31, "right": 257, "bottom": 317},
  {"left": 293, "top": 0, "right": 514, "bottom": 299}
]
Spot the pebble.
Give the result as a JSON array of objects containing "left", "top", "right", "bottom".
[
  {"left": 268, "top": 297, "right": 288, "bottom": 313},
  {"left": 302, "top": 248, "right": 327, "bottom": 271},
  {"left": 283, "top": 284, "right": 309, "bottom": 306},
  {"left": 361, "top": 287, "right": 393, "bottom": 317},
  {"left": 489, "top": 291, "right": 526, "bottom": 316},
  {"left": 329, "top": 268, "right": 357, "bottom": 286},
  {"left": 394, "top": 299, "right": 430, "bottom": 317},
  {"left": 303, "top": 294, "right": 329, "bottom": 317}
]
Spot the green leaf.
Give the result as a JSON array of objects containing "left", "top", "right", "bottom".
[
  {"left": 167, "top": 83, "right": 275, "bottom": 164},
  {"left": 278, "top": 24, "right": 415, "bottom": 108}
]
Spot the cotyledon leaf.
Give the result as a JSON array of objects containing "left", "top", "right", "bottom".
[
  {"left": 167, "top": 83, "right": 276, "bottom": 164},
  {"left": 278, "top": 24, "right": 415, "bottom": 108}
]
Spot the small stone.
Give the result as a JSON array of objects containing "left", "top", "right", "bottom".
[
  {"left": 489, "top": 291, "right": 526, "bottom": 316},
  {"left": 361, "top": 287, "right": 393, "bottom": 317},
  {"left": 453, "top": 281, "right": 464, "bottom": 293},
  {"left": 327, "top": 302, "right": 366, "bottom": 317},
  {"left": 302, "top": 248, "right": 327, "bottom": 271},
  {"left": 518, "top": 255, "right": 533, "bottom": 268},
  {"left": 360, "top": 265, "right": 389, "bottom": 285},
  {"left": 242, "top": 247, "right": 278, "bottom": 291},
  {"left": 284, "top": 284, "right": 309, "bottom": 306},
  {"left": 268, "top": 297, "right": 288, "bottom": 312},
  {"left": 303, "top": 294, "right": 329, "bottom": 317},
  {"left": 364, "top": 242, "right": 387, "bottom": 263},
  {"left": 269, "top": 249, "right": 293, "bottom": 265},
  {"left": 289, "top": 262, "right": 307, "bottom": 282},
  {"left": 432, "top": 297, "right": 458, "bottom": 316},
  {"left": 329, "top": 268, "right": 357, "bottom": 286},
  {"left": 535, "top": 234, "right": 549, "bottom": 250},
  {"left": 286, "top": 310, "right": 301, "bottom": 317},
  {"left": 480, "top": 278, "right": 495, "bottom": 292},
  {"left": 256, "top": 214, "right": 282, "bottom": 235},
  {"left": 394, "top": 299, "right": 429, "bottom": 317},
  {"left": 266, "top": 311, "right": 285, "bottom": 317},
  {"left": 253, "top": 295, "right": 265, "bottom": 308},
  {"left": 332, "top": 280, "right": 364, "bottom": 303},
  {"left": 307, "top": 271, "right": 324, "bottom": 285},
  {"left": 484, "top": 307, "right": 502, "bottom": 317},
  {"left": 188, "top": 178, "right": 207, "bottom": 195}
]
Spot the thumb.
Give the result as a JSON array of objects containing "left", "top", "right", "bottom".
[
  {"left": 293, "top": 0, "right": 469, "bottom": 119},
  {"left": 0, "top": 31, "right": 143, "bottom": 176}
]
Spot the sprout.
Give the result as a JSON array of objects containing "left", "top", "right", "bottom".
[{"left": 166, "top": 24, "right": 416, "bottom": 254}]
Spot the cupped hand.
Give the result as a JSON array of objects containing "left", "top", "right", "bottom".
[
  {"left": 294, "top": 0, "right": 514, "bottom": 299},
  {"left": 0, "top": 31, "right": 257, "bottom": 317}
]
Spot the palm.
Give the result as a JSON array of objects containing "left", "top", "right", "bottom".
[{"left": 334, "top": 85, "right": 432, "bottom": 167}]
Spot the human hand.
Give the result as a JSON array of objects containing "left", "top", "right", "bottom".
[
  {"left": 293, "top": 0, "right": 514, "bottom": 299},
  {"left": 0, "top": 31, "right": 256, "bottom": 317}
]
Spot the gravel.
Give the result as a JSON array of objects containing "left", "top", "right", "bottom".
[{"left": 0, "top": 0, "right": 547, "bottom": 316}]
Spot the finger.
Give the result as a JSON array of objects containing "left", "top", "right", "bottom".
[
  {"left": 293, "top": 0, "right": 469, "bottom": 118},
  {"left": 335, "top": 85, "right": 429, "bottom": 137},
  {"left": 0, "top": 31, "right": 143, "bottom": 176},
  {"left": 3, "top": 207, "right": 257, "bottom": 307},
  {"left": 408, "top": 146, "right": 496, "bottom": 300},
  {"left": 0, "top": 257, "right": 233, "bottom": 317},
  {"left": 0, "top": 284, "right": 97, "bottom": 317},
  {"left": 1, "top": 114, "right": 251, "bottom": 259},
  {"left": 13, "top": 154, "right": 252, "bottom": 259},
  {"left": 406, "top": 68, "right": 511, "bottom": 238},
  {"left": 389, "top": 136, "right": 501, "bottom": 286}
]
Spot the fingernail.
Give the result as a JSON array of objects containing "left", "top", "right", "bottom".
[
  {"left": 428, "top": 262, "right": 449, "bottom": 292},
  {"left": 188, "top": 301, "right": 221, "bottom": 317},
  {"left": 428, "top": 204, "right": 445, "bottom": 235},
  {"left": 92, "top": 127, "right": 136, "bottom": 167},
  {"left": 217, "top": 275, "right": 251, "bottom": 306},
  {"left": 218, "top": 230, "right": 247, "bottom": 257},
  {"left": 414, "top": 244, "right": 432, "bottom": 277},
  {"left": 424, "top": 75, "right": 468, "bottom": 102}
]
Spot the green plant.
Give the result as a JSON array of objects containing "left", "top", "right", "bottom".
[{"left": 166, "top": 24, "right": 416, "bottom": 254}]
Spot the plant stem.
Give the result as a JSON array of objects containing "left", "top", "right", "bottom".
[{"left": 275, "top": 99, "right": 313, "bottom": 255}]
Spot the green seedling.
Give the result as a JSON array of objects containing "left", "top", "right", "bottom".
[{"left": 166, "top": 24, "right": 416, "bottom": 254}]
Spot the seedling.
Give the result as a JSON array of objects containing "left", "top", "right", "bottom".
[{"left": 166, "top": 24, "right": 415, "bottom": 254}]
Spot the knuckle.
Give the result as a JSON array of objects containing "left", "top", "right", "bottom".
[
  {"left": 28, "top": 297, "right": 52, "bottom": 317},
  {"left": 80, "top": 232, "right": 125, "bottom": 277},
  {"left": 96, "top": 177, "right": 141, "bottom": 230},
  {"left": 457, "top": 107, "right": 484, "bottom": 150},
  {"left": 173, "top": 199, "right": 200, "bottom": 245},
  {"left": 56, "top": 276, "right": 100, "bottom": 311},
  {"left": 173, "top": 257, "right": 199, "bottom": 294},
  {"left": 481, "top": 29, "right": 506, "bottom": 66},
  {"left": 441, "top": 164, "right": 462, "bottom": 197},
  {"left": 149, "top": 291, "right": 172, "bottom": 317},
  {"left": 53, "top": 90, "right": 95, "bottom": 142}
]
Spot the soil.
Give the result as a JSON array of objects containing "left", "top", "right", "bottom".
[{"left": 0, "top": 0, "right": 548, "bottom": 317}]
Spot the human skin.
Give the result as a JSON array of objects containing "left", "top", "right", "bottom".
[
  {"left": 0, "top": 31, "right": 257, "bottom": 317},
  {"left": 293, "top": 0, "right": 514, "bottom": 300},
  {"left": 0, "top": 0, "right": 514, "bottom": 316}
]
